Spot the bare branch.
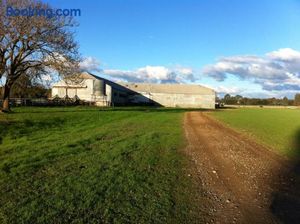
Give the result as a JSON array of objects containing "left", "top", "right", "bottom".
[{"left": 0, "top": 0, "right": 81, "bottom": 111}]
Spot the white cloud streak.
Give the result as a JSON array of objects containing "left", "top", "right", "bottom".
[
  {"left": 79, "top": 57, "right": 101, "bottom": 72},
  {"left": 202, "top": 48, "right": 300, "bottom": 91},
  {"left": 103, "top": 65, "right": 196, "bottom": 83},
  {"left": 79, "top": 56, "right": 196, "bottom": 84}
]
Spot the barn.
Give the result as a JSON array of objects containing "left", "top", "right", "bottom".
[{"left": 52, "top": 72, "right": 216, "bottom": 109}]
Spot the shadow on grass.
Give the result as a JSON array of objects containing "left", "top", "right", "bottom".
[
  {"left": 270, "top": 128, "right": 300, "bottom": 223},
  {"left": 213, "top": 106, "right": 238, "bottom": 112},
  {"left": 99, "top": 107, "right": 212, "bottom": 113},
  {"left": 10, "top": 107, "right": 101, "bottom": 114},
  {"left": 0, "top": 120, "right": 14, "bottom": 143},
  {"left": 9, "top": 106, "right": 214, "bottom": 114},
  {"left": 0, "top": 118, "right": 65, "bottom": 141}
]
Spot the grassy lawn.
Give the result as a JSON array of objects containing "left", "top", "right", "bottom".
[
  {"left": 211, "top": 108, "right": 300, "bottom": 158},
  {"left": 0, "top": 107, "right": 197, "bottom": 224}
]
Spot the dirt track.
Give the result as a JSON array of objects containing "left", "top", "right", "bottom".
[{"left": 184, "top": 112, "right": 300, "bottom": 224}]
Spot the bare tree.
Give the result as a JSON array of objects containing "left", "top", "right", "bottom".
[{"left": 0, "top": 0, "right": 80, "bottom": 111}]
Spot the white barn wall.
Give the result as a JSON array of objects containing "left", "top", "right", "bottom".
[
  {"left": 52, "top": 79, "right": 94, "bottom": 101},
  {"left": 75, "top": 79, "right": 93, "bottom": 101}
]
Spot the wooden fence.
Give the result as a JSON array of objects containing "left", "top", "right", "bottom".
[{"left": 0, "top": 97, "right": 91, "bottom": 107}]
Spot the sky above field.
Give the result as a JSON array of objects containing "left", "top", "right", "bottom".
[{"left": 46, "top": 0, "right": 300, "bottom": 98}]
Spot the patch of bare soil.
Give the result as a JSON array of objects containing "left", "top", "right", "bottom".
[{"left": 184, "top": 112, "right": 300, "bottom": 224}]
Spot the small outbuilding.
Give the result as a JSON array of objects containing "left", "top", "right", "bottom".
[{"left": 52, "top": 72, "right": 216, "bottom": 109}]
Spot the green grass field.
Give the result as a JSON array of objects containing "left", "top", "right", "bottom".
[
  {"left": 211, "top": 108, "right": 300, "bottom": 157},
  {"left": 0, "top": 107, "right": 198, "bottom": 224},
  {"left": 3, "top": 106, "right": 298, "bottom": 223}
]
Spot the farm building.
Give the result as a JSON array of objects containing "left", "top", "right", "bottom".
[{"left": 52, "top": 72, "right": 216, "bottom": 109}]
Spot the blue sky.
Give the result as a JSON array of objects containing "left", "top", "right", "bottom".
[{"left": 47, "top": 0, "right": 300, "bottom": 98}]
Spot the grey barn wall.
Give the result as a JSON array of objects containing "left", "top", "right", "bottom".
[
  {"left": 117, "top": 91, "right": 215, "bottom": 108},
  {"left": 116, "top": 82, "right": 216, "bottom": 109},
  {"left": 149, "top": 92, "right": 215, "bottom": 108},
  {"left": 51, "top": 72, "right": 216, "bottom": 109}
]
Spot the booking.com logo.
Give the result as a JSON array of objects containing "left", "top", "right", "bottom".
[{"left": 6, "top": 6, "right": 81, "bottom": 18}]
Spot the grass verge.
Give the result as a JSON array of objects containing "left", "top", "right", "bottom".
[{"left": 211, "top": 108, "right": 300, "bottom": 157}]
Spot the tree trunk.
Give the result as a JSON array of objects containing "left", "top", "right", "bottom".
[{"left": 2, "top": 84, "right": 11, "bottom": 112}]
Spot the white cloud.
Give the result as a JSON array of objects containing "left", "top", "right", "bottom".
[
  {"left": 103, "top": 65, "right": 196, "bottom": 83},
  {"left": 79, "top": 57, "right": 101, "bottom": 72},
  {"left": 174, "top": 67, "right": 193, "bottom": 75},
  {"left": 44, "top": 52, "right": 74, "bottom": 69},
  {"left": 202, "top": 84, "right": 243, "bottom": 95},
  {"left": 41, "top": 74, "right": 52, "bottom": 81},
  {"left": 202, "top": 48, "right": 300, "bottom": 91},
  {"left": 267, "top": 48, "right": 300, "bottom": 62},
  {"left": 215, "top": 86, "right": 243, "bottom": 95},
  {"left": 138, "top": 66, "right": 170, "bottom": 80}
]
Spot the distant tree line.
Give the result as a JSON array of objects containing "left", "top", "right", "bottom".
[
  {"left": 218, "top": 94, "right": 300, "bottom": 106},
  {"left": 0, "top": 76, "right": 50, "bottom": 99}
]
